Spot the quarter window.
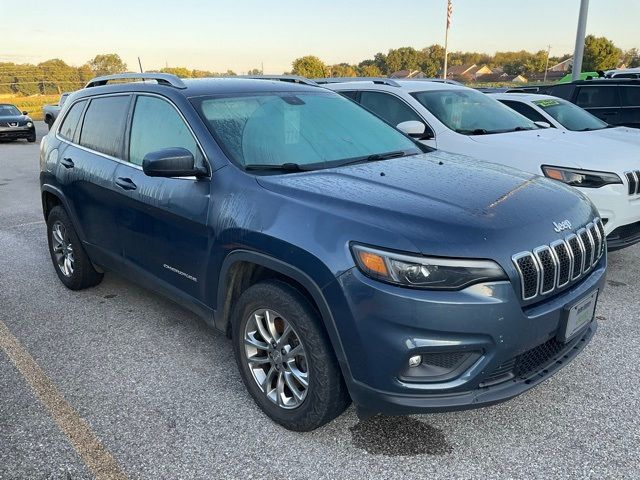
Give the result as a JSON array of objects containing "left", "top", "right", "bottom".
[
  {"left": 58, "top": 100, "right": 87, "bottom": 142},
  {"left": 575, "top": 86, "right": 619, "bottom": 108},
  {"left": 359, "top": 91, "right": 422, "bottom": 127},
  {"left": 128, "top": 96, "right": 201, "bottom": 167},
  {"left": 79, "top": 95, "right": 131, "bottom": 158}
]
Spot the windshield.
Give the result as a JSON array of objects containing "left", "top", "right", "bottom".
[
  {"left": 532, "top": 98, "right": 608, "bottom": 131},
  {"left": 0, "top": 105, "right": 21, "bottom": 117},
  {"left": 412, "top": 89, "right": 536, "bottom": 135},
  {"left": 191, "top": 92, "right": 421, "bottom": 169}
]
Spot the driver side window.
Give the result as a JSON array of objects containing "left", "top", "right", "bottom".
[{"left": 128, "top": 96, "right": 203, "bottom": 167}]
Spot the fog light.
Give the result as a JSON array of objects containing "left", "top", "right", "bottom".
[{"left": 408, "top": 355, "right": 422, "bottom": 367}]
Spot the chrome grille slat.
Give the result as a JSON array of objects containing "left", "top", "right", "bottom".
[
  {"left": 625, "top": 170, "right": 640, "bottom": 195},
  {"left": 512, "top": 218, "right": 604, "bottom": 301}
]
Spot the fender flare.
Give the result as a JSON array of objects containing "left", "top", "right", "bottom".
[
  {"left": 215, "top": 249, "right": 352, "bottom": 379},
  {"left": 41, "top": 185, "right": 87, "bottom": 242}
]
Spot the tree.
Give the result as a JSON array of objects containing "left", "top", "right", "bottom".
[
  {"left": 622, "top": 48, "right": 640, "bottom": 68},
  {"left": 291, "top": 55, "right": 327, "bottom": 78},
  {"left": 160, "top": 67, "right": 192, "bottom": 78},
  {"left": 385, "top": 47, "right": 420, "bottom": 74},
  {"left": 248, "top": 68, "right": 263, "bottom": 75},
  {"left": 373, "top": 53, "right": 388, "bottom": 74},
  {"left": 358, "top": 64, "right": 382, "bottom": 77},
  {"left": 418, "top": 44, "right": 445, "bottom": 77},
  {"left": 86, "top": 54, "right": 127, "bottom": 76},
  {"left": 582, "top": 35, "right": 622, "bottom": 71},
  {"left": 330, "top": 63, "right": 357, "bottom": 77}
]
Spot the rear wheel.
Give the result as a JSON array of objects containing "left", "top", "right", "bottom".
[
  {"left": 232, "top": 280, "right": 350, "bottom": 431},
  {"left": 46, "top": 206, "right": 103, "bottom": 290}
]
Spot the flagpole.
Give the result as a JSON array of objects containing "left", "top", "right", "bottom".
[
  {"left": 443, "top": 0, "right": 452, "bottom": 80},
  {"left": 443, "top": 25, "right": 449, "bottom": 79}
]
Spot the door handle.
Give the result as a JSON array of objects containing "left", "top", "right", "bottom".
[
  {"left": 115, "top": 177, "right": 137, "bottom": 191},
  {"left": 60, "top": 157, "right": 74, "bottom": 169}
]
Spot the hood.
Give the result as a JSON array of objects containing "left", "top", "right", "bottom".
[
  {"left": 256, "top": 151, "right": 597, "bottom": 259},
  {"left": 589, "top": 127, "right": 640, "bottom": 147},
  {"left": 0, "top": 114, "right": 32, "bottom": 124},
  {"left": 468, "top": 128, "right": 639, "bottom": 173}
]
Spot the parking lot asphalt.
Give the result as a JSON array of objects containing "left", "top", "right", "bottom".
[{"left": 1, "top": 123, "right": 639, "bottom": 479}]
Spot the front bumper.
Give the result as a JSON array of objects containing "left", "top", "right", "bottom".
[
  {"left": 579, "top": 184, "right": 640, "bottom": 250},
  {"left": 0, "top": 126, "right": 35, "bottom": 139},
  {"left": 332, "top": 255, "right": 606, "bottom": 415}
]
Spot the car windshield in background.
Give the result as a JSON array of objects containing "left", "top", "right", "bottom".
[
  {"left": 412, "top": 89, "right": 537, "bottom": 135},
  {"left": 0, "top": 105, "right": 21, "bottom": 117},
  {"left": 191, "top": 92, "right": 421, "bottom": 170},
  {"left": 533, "top": 98, "right": 609, "bottom": 132}
]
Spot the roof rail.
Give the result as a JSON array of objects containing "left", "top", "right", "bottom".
[
  {"left": 237, "top": 75, "right": 319, "bottom": 86},
  {"left": 84, "top": 73, "right": 187, "bottom": 89},
  {"left": 313, "top": 77, "right": 401, "bottom": 87},
  {"left": 403, "top": 78, "right": 464, "bottom": 86}
]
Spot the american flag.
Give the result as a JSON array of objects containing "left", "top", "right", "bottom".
[{"left": 446, "top": 0, "right": 453, "bottom": 29}]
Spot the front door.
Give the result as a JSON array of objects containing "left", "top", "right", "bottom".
[{"left": 113, "top": 94, "right": 211, "bottom": 301}]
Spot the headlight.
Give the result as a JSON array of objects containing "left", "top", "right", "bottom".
[
  {"left": 541, "top": 165, "right": 622, "bottom": 188},
  {"left": 27, "top": 122, "right": 33, "bottom": 128},
  {"left": 351, "top": 244, "right": 507, "bottom": 290}
]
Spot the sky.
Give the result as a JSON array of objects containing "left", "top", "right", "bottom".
[{"left": 1, "top": 0, "right": 638, "bottom": 74}]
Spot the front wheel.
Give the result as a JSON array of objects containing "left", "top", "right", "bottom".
[
  {"left": 232, "top": 280, "right": 350, "bottom": 431},
  {"left": 46, "top": 206, "right": 103, "bottom": 290},
  {"left": 27, "top": 134, "right": 36, "bottom": 143}
]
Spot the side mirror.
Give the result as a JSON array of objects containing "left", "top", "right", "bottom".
[
  {"left": 397, "top": 120, "right": 433, "bottom": 140},
  {"left": 534, "top": 121, "right": 552, "bottom": 129},
  {"left": 142, "top": 147, "right": 204, "bottom": 178},
  {"left": 22, "top": 111, "right": 28, "bottom": 115}
]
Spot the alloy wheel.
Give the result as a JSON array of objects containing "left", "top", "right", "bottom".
[
  {"left": 51, "top": 221, "right": 75, "bottom": 277},
  {"left": 243, "top": 308, "right": 309, "bottom": 409}
]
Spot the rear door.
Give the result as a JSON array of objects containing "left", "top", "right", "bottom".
[
  {"left": 57, "top": 95, "right": 131, "bottom": 264},
  {"left": 113, "top": 94, "right": 211, "bottom": 300},
  {"left": 573, "top": 84, "right": 622, "bottom": 125},
  {"left": 619, "top": 85, "right": 640, "bottom": 128}
]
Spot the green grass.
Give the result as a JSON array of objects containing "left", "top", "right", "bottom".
[{"left": 0, "top": 94, "right": 61, "bottom": 121}]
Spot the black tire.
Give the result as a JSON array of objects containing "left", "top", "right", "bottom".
[
  {"left": 46, "top": 206, "right": 103, "bottom": 290},
  {"left": 45, "top": 117, "right": 53, "bottom": 130},
  {"left": 27, "top": 134, "right": 36, "bottom": 143},
  {"left": 232, "top": 280, "right": 350, "bottom": 431}
]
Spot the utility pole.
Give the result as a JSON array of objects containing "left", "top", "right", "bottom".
[
  {"left": 543, "top": 44, "right": 551, "bottom": 83},
  {"left": 571, "top": 0, "right": 590, "bottom": 81},
  {"left": 138, "top": 57, "right": 144, "bottom": 73}
]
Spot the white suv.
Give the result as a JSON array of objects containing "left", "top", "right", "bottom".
[{"left": 321, "top": 79, "right": 640, "bottom": 250}]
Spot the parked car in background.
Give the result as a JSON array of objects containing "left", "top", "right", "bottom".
[
  {"left": 40, "top": 73, "right": 605, "bottom": 430},
  {"left": 324, "top": 78, "right": 640, "bottom": 249},
  {"left": 0, "top": 103, "right": 36, "bottom": 142},
  {"left": 491, "top": 92, "right": 640, "bottom": 145},
  {"left": 539, "top": 79, "right": 640, "bottom": 129},
  {"left": 43, "top": 92, "right": 71, "bottom": 130},
  {"left": 604, "top": 68, "right": 640, "bottom": 79}
]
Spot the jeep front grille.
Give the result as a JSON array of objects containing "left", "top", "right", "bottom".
[
  {"left": 512, "top": 218, "right": 605, "bottom": 301},
  {"left": 625, "top": 171, "right": 640, "bottom": 195}
]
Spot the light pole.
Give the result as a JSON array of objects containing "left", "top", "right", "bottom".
[{"left": 571, "top": 0, "right": 590, "bottom": 81}]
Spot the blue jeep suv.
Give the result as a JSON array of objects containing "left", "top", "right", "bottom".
[{"left": 40, "top": 73, "right": 607, "bottom": 431}]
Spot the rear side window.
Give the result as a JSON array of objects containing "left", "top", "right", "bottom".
[
  {"left": 128, "top": 95, "right": 202, "bottom": 166},
  {"left": 359, "top": 91, "right": 422, "bottom": 126},
  {"left": 621, "top": 86, "right": 640, "bottom": 106},
  {"left": 499, "top": 100, "right": 550, "bottom": 124},
  {"left": 339, "top": 91, "right": 358, "bottom": 101},
  {"left": 80, "top": 95, "right": 131, "bottom": 158},
  {"left": 575, "top": 86, "right": 619, "bottom": 108},
  {"left": 58, "top": 100, "right": 87, "bottom": 142}
]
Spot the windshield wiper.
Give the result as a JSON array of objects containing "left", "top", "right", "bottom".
[
  {"left": 244, "top": 163, "right": 308, "bottom": 172},
  {"left": 338, "top": 150, "right": 413, "bottom": 167}
]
